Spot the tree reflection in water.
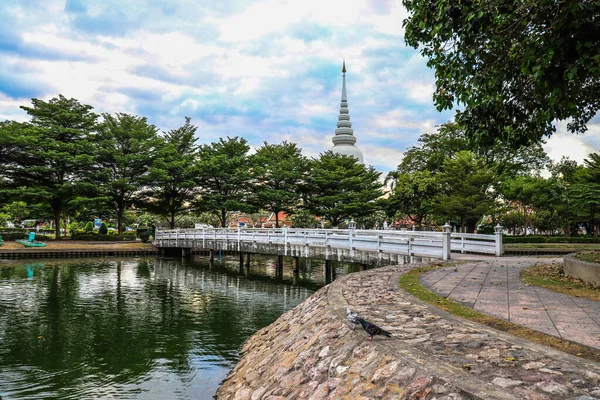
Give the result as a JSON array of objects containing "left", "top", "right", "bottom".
[{"left": 0, "top": 256, "right": 323, "bottom": 399}]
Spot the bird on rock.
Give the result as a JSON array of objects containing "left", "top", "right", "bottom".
[
  {"left": 344, "top": 306, "right": 361, "bottom": 330},
  {"left": 357, "top": 317, "right": 391, "bottom": 340}
]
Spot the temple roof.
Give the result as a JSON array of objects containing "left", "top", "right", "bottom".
[{"left": 330, "top": 60, "right": 364, "bottom": 164}]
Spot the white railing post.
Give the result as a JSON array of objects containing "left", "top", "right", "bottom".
[
  {"left": 442, "top": 223, "right": 451, "bottom": 260},
  {"left": 348, "top": 219, "right": 355, "bottom": 254},
  {"left": 283, "top": 226, "right": 288, "bottom": 255},
  {"left": 237, "top": 227, "right": 241, "bottom": 251},
  {"left": 495, "top": 224, "right": 504, "bottom": 256}
]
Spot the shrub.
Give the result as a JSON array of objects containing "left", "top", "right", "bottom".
[
  {"left": 99, "top": 223, "right": 108, "bottom": 235},
  {"left": 70, "top": 233, "right": 134, "bottom": 241},
  {"left": 84, "top": 221, "right": 94, "bottom": 232},
  {"left": 503, "top": 236, "right": 546, "bottom": 243},
  {"left": 137, "top": 229, "right": 151, "bottom": 243},
  {"left": 503, "top": 235, "right": 600, "bottom": 244}
]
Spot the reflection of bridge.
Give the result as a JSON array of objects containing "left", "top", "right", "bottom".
[{"left": 153, "top": 226, "right": 503, "bottom": 268}]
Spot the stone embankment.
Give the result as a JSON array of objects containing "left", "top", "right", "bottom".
[{"left": 216, "top": 263, "right": 600, "bottom": 399}]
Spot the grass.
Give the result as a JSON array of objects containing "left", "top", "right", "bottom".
[
  {"left": 520, "top": 263, "right": 600, "bottom": 300},
  {"left": 574, "top": 251, "right": 600, "bottom": 263},
  {"left": 399, "top": 264, "right": 600, "bottom": 362}
]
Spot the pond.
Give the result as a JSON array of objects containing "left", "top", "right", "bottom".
[{"left": 0, "top": 255, "right": 348, "bottom": 399}]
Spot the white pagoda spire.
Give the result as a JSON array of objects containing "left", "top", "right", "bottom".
[{"left": 330, "top": 60, "right": 364, "bottom": 164}]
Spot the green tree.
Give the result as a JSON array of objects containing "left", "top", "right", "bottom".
[
  {"left": 570, "top": 152, "right": 600, "bottom": 236},
  {"left": 195, "top": 137, "right": 252, "bottom": 228},
  {"left": 403, "top": 0, "right": 600, "bottom": 148},
  {"left": 0, "top": 96, "right": 99, "bottom": 239},
  {"left": 249, "top": 141, "right": 308, "bottom": 228},
  {"left": 290, "top": 209, "right": 320, "bottom": 229},
  {"left": 303, "top": 152, "right": 383, "bottom": 227},
  {"left": 498, "top": 175, "right": 561, "bottom": 235},
  {"left": 435, "top": 151, "right": 496, "bottom": 233},
  {"left": 548, "top": 157, "right": 579, "bottom": 235},
  {"left": 137, "top": 117, "right": 199, "bottom": 229},
  {"left": 97, "top": 113, "right": 161, "bottom": 234},
  {"left": 398, "top": 123, "right": 547, "bottom": 177},
  {"left": 385, "top": 170, "right": 438, "bottom": 229},
  {"left": 1, "top": 201, "right": 30, "bottom": 224}
]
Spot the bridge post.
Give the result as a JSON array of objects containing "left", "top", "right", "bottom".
[
  {"left": 495, "top": 224, "right": 504, "bottom": 256},
  {"left": 277, "top": 255, "right": 284, "bottom": 277},
  {"left": 325, "top": 259, "right": 333, "bottom": 284},
  {"left": 210, "top": 249, "right": 214, "bottom": 262},
  {"left": 442, "top": 223, "right": 451, "bottom": 260},
  {"left": 293, "top": 256, "right": 300, "bottom": 275},
  {"left": 239, "top": 252, "right": 244, "bottom": 272},
  {"left": 246, "top": 252, "right": 251, "bottom": 267}
]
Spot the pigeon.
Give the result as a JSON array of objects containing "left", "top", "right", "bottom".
[
  {"left": 344, "top": 306, "right": 361, "bottom": 330},
  {"left": 357, "top": 317, "right": 392, "bottom": 340}
]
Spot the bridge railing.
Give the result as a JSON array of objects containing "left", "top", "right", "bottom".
[{"left": 153, "top": 226, "right": 503, "bottom": 259}]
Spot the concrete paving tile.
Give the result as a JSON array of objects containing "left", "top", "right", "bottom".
[{"left": 419, "top": 259, "right": 600, "bottom": 350}]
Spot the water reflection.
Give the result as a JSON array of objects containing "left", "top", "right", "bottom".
[
  {"left": 0, "top": 254, "right": 424, "bottom": 399},
  {"left": 0, "top": 257, "right": 318, "bottom": 399}
]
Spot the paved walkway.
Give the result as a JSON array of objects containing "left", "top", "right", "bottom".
[{"left": 420, "top": 256, "right": 600, "bottom": 350}]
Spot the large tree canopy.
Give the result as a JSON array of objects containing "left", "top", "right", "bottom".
[
  {"left": 304, "top": 152, "right": 383, "bottom": 227},
  {"left": 0, "top": 96, "right": 99, "bottom": 238},
  {"left": 195, "top": 137, "right": 253, "bottom": 228},
  {"left": 249, "top": 141, "right": 308, "bottom": 228},
  {"left": 403, "top": 0, "right": 600, "bottom": 148},
  {"left": 97, "top": 113, "right": 161, "bottom": 234},
  {"left": 137, "top": 117, "right": 199, "bottom": 229}
]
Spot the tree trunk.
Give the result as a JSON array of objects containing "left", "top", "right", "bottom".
[
  {"left": 169, "top": 209, "right": 176, "bottom": 229},
  {"left": 221, "top": 209, "right": 227, "bottom": 228},
  {"left": 466, "top": 220, "right": 477, "bottom": 234},
  {"left": 117, "top": 202, "right": 124, "bottom": 235},
  {"left": 53, "top": 207, "right": 61, "bottom": 240},
  {"left": 275, "top": 210, "right": 280, "bottom": 228}
]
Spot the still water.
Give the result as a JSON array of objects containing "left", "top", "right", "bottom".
[{"left": 0, "top": 255, "right": 349, "bottom": 399}]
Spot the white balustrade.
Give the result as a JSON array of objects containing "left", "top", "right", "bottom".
[{"left": 154, "top": 227, "right": 504, "bottom": 259}]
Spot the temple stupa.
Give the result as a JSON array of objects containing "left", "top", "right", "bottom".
[{"left": 330, "top": 60, "right": 364, "bottom": 164}]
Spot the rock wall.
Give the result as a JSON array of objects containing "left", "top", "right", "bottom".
[{"left": 216, "top": 264, "right": 600, "bottom": 399}]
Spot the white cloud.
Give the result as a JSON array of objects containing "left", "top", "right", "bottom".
[
  {"left": 544, "top": 124, "right": 600, "bottom": 164},
  {"left": 4, "top": 0, "right": 596, "bottom": 179}
]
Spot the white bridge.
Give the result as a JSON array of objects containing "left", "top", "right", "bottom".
[{"left": 153, "top": 225, "right": 503, "bottom": 263}]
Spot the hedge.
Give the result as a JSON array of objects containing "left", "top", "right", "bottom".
[
  {"left": 70, "top": 234, "right": 136, "bottom": 241},
  {"left": 503, "top": 235, "right": 600, "bottom": 244},
  {"left": 0, "top": 232, "right": 54, "bottom": 241}
]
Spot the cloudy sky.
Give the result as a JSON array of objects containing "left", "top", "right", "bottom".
[{"left": 1, "top": 0, "right": 598, "bottom": 173}]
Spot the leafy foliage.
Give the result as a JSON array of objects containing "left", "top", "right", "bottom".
[
  {"left": 403, "top": 0, "right": 600, "bottom": 148},
  {"left": 97, "top": 113, "right": 161, "bottom": 234},
  {"left": 304, "top": 152, "right": 383, "bottom": 227},
  {"left": 0, "top": 95, "right": 99, "bottom": 239},
  {"left": 195, "top": 137, "right": 253, "bottom": 227},
  {"left": 250, "top": 141, "right": 308, "bottom": 228},
  {"left": 137, "top": 117, "right": 199, "bottom": 229}
]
